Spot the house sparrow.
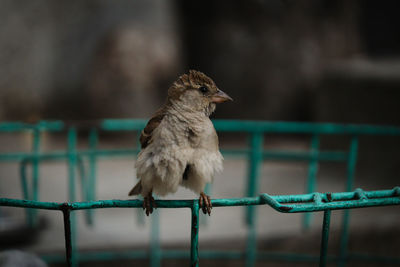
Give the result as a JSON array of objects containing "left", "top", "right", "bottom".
[{"left": 129, "top": 70, "right": 232, "bottom": 216}]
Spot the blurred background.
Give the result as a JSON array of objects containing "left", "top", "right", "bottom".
[
  {"left": 1, "top": 0, "right": 400, "bottom": 124},
  {"left": 1, "top": 0, "right": 400, "bottom": 266}
]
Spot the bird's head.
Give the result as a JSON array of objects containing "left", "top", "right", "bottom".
[{"left": 167, "top": 70, "right": 232, "bottom": 116}]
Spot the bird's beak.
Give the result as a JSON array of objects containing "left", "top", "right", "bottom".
[{"left": 211, "top": 89, "right": 233, "bottom": 103}]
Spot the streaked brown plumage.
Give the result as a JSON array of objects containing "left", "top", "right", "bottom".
[{"left": 129, "top": 70, "right": 232, "bottom": 215}]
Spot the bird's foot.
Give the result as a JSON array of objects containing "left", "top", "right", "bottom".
[
  {"left": 199, "top": 192, "right": 212, "bottom": 216},
  {"left": 143, "top": 192, "right": 156, "bottom": 216}
]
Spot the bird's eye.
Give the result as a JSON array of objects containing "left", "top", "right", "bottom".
[{"left": 199, "top": 86, "right": 208, "bottom": 94}]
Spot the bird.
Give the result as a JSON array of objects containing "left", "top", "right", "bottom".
[{"left": 128, "top": 70, "right": 232, "bottom": 216}]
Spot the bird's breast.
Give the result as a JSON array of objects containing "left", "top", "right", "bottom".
[{"left": 188, "top": 120, "right": 219, "bottom": 150}]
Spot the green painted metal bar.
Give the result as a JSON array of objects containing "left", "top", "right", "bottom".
[
  {"left": 0, "top": 121, "right": 64, "bottom": 132},
  {"left": 303, "top": 134, "right": 320, "bottom": 230},
  {"left": 62, "top": 206, "right": 73, "bottom": 267},
  {"left": 101, "top": 119, "right": 147, "bottom": 131},
  {"left": 347, "top": 253, "right": 400, "bottom": 264},
  {"left": 263, "top": 150, "right": 347, "bottom": 162},
  {"left": 191, "top": 200, "right": 200, "bottom": 267},
  {"left": 67, "top": 128, "right": 77, "bottom": 205},
  {"left": 19, "top": 159, "right": 33, "bottom": 226},
  {"left": 245, "top": 219, "right": 257, "bottom": 267},
  {"left": 31, "top": 129, "right": 41, "bottom": 227},
  {"left": 245, "top": 132, "right": 263, "bottom": 267},
  {"left": 67, "top": 128, "right": 78, "bottom": 267},
  {"left": 0, "top": 149, "right": 141, "bottom": 162},
  {"left": 246, "top": 132, "right": 263, "bottom": 225},
  {"left": 77, "top": 156, "right": 92, "bottom": 225},
  {"left": 2, "top": 187, "right": 399, "bottom": 211},
  {"left": 319, "top": 210, "right": 331, "bottom": 267},
  {"left": 88, "top": 128, "right": 98, "bottom": 225},
  {"left": 339, "top": 136, "right": 359, "bottom": 267},
  {"left": 0, "top": 149, "right": 348, "bottom": 162},
  {"left": 77, "top": 157, "right": 86, "bottom": 201},
  {"left": 42, "top": 250, "right": 148, "bottom": 263},
  {"left": 2, "top": 119, "right": 400, "bottom": 136},
  {"left": 345, "top": 136, "right": 359, "bottom": 194},
  {"left": 20, "top": 160, "right": 29, "bottom": 200},
  {"left": 213, "top": 120, "right": 400, "bottom": 135},
  {"left": 135, "top": 196, "right": 145, "bottom": 226},
  {"left": 40, "top": 250, "right": 319, "bottom": 262},
  {"left": 40, "top": 250, "right": 400, "bottom": 265},
  {"left": 150, "top": 210, "right": 161, "bottom": 267},
  {"left": 99, "top": 119, "right": 400, "bottom": 135}
]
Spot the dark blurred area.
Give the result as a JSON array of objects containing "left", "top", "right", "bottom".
[{"left": 1, "top": 0, "right": 400, "bottom": 124}]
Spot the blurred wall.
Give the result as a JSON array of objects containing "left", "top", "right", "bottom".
[
  {"left": 178, "top": 0, "right": 362, "bottom": 121},
  {"left": 0, "top": 0, "right": 400, "bottom": 125},
  {"left": 0, "top": 0, "right": 181, "bottom": 120}
]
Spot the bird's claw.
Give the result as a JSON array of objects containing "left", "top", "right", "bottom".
[
  {"left": 199, "top": 192, "right": 212, "bottom": 216},
  {"left": 143, "top": 193, "right": 156, "bottom": 216}
]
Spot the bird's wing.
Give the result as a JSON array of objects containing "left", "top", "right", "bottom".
[{"left": 139, "top": 107, "right": 166, "bottom": 149}]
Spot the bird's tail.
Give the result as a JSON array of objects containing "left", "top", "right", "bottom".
[{"left": 128, "top": 180, "right": 142, "bottom": 196}]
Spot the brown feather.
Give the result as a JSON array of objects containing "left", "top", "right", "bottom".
[
  {"left": 139, "top": 107, "right": 166, "bottom": 149},
  {"left": 128, "top": 180, "right": 142, "bottom": 196}
]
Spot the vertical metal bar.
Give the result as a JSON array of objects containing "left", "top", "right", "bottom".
[
  {"left": 20, "top": 159, "right": 34, "bottom": 226},
  {"left": 32, "top": 129, "right": 40, "bottom": 202},
  {"left": 89, "top": 128, "right": 98, "bottom": 202},
  {"left": 31, "top": 129, "right": 41, "bottom": 226},
  {"left": 62, "top": 206, "right": 72, "bottom": 267},
  {"left": 87, "top": 128, "right": 98, "bottom": 225},
  {"left": 67, "top": 128, "right": 78, "bottom": 266},
  {"left": 303, "top": 134, "right": 320, "bottom": 230},
  {"left": 136, "top": 198, "right": 145, "bottom": 226},
  {"left": 77, "top": 157, "right": 86, "bottom": 201},
  {"left": 245, "top": 221, "right": 257, "bottom": 267},
  {"left": 319, "top": 210, "right": 331, "bottom": 267},
  {"left": 150, "top": 210, "right": 161, "bottom": 267},
  {"left": 338, "top": 136, "right": 358, "bottom": 267},
  {"left": 345, "top": 136, "right": 358, "bottom": 192},
  {"left": 20, "top": 160, "right": 29, "bottom": 200},
  {"left": 190, "top": 200, "right": 200, "bottom": 267},
  {"left": 246, "top": 132, "right": 263, "bottom": 225},
  {"left": 77, "top": 156, "right": 92, "bottom": 225},
  {"left": 68, "top": 128, "right": 77, "bottom": 202},
  {"left": 245, "top": 132, "right": 263, "bottom": 267}
]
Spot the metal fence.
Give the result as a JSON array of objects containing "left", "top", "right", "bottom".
[{"left": 1, "top": 119, "right": 400, "bottom": 267}]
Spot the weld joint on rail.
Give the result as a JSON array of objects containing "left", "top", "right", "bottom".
[
  {"left": 60, "top": 202, "right": 72, "bottom": 213},
  {"left": 354, "top": 188, "right": 368, "bottom": 201},
  {"left": 313, "top": 193, "right": 323, "bottom": 205}
]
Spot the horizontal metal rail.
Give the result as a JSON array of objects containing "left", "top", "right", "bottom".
[
  {"left": 39, "top": 250, "right": 400, "bottom": 264},
  {"left": 1, "top": 187, "right": 399, "bottom": 211},
  {"left": 2, "top": 119, "right": 400, "bottom": 135},
  {"left": 1, "top": 187, "right": 399, "bottom": 267},
  {"left": 0, "top": 149, "right": 348, "bottom": 162}
]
